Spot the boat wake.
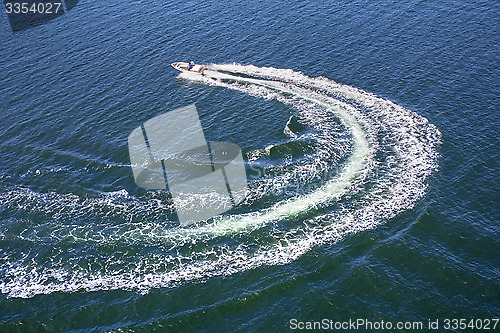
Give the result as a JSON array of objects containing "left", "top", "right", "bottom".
[{"left": 0, "top": 64, "right": 441, "bottom": 298}]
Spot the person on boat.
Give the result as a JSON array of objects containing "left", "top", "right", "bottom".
[{"left": 188, "top": 60, "right": 195, "bottom": 70}]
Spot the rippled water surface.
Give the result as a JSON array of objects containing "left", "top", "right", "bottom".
[{"left": 0, "top": 0, "right": 498, "bottom": 331}]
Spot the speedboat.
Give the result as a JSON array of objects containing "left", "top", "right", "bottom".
[{"left": 171, "top": 62, "right": 207, "bottom": 74}]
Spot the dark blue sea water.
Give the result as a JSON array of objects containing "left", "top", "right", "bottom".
[{"left": 0, "top": 0, "right": 499, "bottom": 332}]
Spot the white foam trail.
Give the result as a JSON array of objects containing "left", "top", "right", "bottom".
[
  {"left": 0, "top": 64, "right": 441, "bottom": 298},
  {"left": 174, "top": 69, "right": 371, "bottom": 236}
]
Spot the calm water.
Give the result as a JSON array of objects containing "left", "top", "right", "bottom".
[{"left": 0, "top": 0, "right": 499, "bottom": 332}]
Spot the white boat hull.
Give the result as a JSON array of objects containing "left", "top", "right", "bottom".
[{"left": 171, "top": 62, "right": 207, "bottom": 74}]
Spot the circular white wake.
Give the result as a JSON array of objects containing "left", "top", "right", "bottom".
[{"left": 0, "top": 65, "right": 441, "bottom": 298}]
